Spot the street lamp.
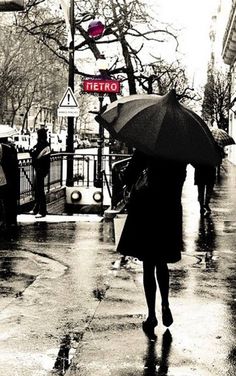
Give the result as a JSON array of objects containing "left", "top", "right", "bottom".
[
  {"left": 66, "top": 0, "right": 75, "bottom": 187},
  {"left": 66, "top": 7, "right": 105, "bottom": 186},
  {"left": 88, "top": 20, "right": 105, "bottom": 39}
]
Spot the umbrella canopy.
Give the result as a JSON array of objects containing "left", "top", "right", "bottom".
[
  {"left": 0, "top": 125, "right": 17, "bottom": 139},
  {"left": 97, "top": 90, "right": 221, "bottom": 166},
  {"left": 211, "top": 128, "right": 235, "bottom": 148}
]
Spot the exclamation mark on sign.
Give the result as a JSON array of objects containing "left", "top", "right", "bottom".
[{"left": 67, "top": 93, "right": 70, "bottom": 105}]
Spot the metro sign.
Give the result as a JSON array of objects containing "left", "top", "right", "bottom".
[{"left": 83, "top": 79, "right": 121, "bottom": 94}]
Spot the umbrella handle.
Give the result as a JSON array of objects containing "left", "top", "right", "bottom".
[{"left": 95, "top": 114, "right": 110, "bottom": 127}]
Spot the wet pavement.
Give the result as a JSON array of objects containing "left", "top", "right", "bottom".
[{"left": 0, "top": 163, "right": 235, "bottom": 375}]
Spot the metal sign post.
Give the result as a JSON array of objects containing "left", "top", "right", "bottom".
[
  {"left": 82, "top": 77, "right": 121, "bottom": 192},
  {"left": 67, "top": 0, "right": 75, "bottom": 187},
  {"left": 95, "top": 94, "right": 105, "bottom": 189}
]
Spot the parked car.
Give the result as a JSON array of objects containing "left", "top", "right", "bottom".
[
  {"left": 50, "top": 133, "right": 65, "bottom": 152},
  {"left": 77, "top": 139, "right": 84, "bottom": 149},
  {"left": 12, "top": 134, "right": 30, "bottom": 152},
  {"left": 81, "top": 139, "right": 91, "bottom": 148},
  {"left": 90, "top": 138, "right": 98, "bottom": 147}
]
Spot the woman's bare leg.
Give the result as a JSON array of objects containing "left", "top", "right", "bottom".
[
  {"left": 143, "top": 261, "right": 157, "bottom": 322},
  {"left": 156, "top": 262, "right": 173, "bottom": 327},
  {"left": 155, "top": 262, "right": 169, "bottom": 307},
  {"left": 142, "top": 260, "right": 158, "bottom": 339}
]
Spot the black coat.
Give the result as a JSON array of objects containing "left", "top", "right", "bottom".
[
  {"left": 117, "top": 151, "right": 187, "bottom": 263},
  {"left": 30, "top": 141, "right": 50, "bottom": 177},
  {"left": 1, "top": 142, "right": 18, "bottom": 196},
  {"left": 194, "top": 165, "right": 216, "bottom": 185},
  {"left": 0, "top": 142, "right": 19, "bottom": 225}
]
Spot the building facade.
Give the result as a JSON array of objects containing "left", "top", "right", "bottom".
[{"left": 222, "top": 0, "right": 236, "bottom": 164}]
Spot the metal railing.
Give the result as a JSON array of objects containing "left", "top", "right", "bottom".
[
  {"left": 111, "top": 156, "right": 131, "bottom": 209},
  {"left": 18, "top": 152, "right": 131, "bottom": 208}
]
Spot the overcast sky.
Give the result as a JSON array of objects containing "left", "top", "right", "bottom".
[
  {"left": 76, "top": 0, "right": 231, "bottom": 95},
  {"left": 154, "top": 0, "right": 229, "bottom": 88}
]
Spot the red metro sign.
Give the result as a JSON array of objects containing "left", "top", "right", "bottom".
[{"left": 83, "top": 79, "right": 121, "bottom": 94}]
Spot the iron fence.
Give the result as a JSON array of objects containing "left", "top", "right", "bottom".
[{"left": 18, "top": 152, "right": 131, "bottom": 208}]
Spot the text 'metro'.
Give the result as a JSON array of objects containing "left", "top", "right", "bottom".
[{"left": 83, "top": 79, "right": 121, "bottom": 94}]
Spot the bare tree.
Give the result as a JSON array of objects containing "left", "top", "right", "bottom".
[
  {"left": 16, "top": 0, "right": 195, "bottom": 100},
  {"left": 202, "top": 67, "right": 230, "bottom": 130},
  {"left": 0, "top": 22, "right": 67, "bottom": 131}
]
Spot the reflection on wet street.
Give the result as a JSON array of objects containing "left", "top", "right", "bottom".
[
  {"left": 0, "top": 164, "right": 235, "bottom": 375},
  {"left": 0, "top": 217, "right": 115, "bottom": 376},
  {"left": 143, "top": 330, "right": 172, "bottom": 375}
]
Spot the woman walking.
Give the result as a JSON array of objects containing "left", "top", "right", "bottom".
[{"left": 117, "top": 150, "right": 187, "bottom": 339}]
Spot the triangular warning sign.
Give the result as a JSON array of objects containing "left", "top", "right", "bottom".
[{"left": 59, "top": 87, "right": 78, "bottom": 107}]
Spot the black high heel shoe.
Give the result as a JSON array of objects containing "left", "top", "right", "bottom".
[
  {"left": 142, "top": 318, "right": 158, "bottom": 341},
  {"left": 162, "top": 306, "right": 173, "bottom": 327}
]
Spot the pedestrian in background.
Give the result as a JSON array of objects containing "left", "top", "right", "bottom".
[
  {"left": 0, "top": 136, "right": 18, "bottom": 229},
  {"left": 193, "top": 164, "right": 216, "bottom": 216},
  {"left": 30, "top": 128, "right": 50, "bottom": 218},
  {"left": 193, "top": 145, "right": 223, "bottom": 216},
  {"left": 117, "top": 150, "right": 187, "bottom": 340}
]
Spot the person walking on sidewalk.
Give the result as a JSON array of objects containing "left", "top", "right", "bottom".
[
  {"left": 30, "top": 128, "right": 50, "bottom": 218},
  {"left": 193, "top": 145, "right": 224, "bottom": 216},
  {"left": 117, "top": 150, "right": 187, "bottom": 340},
  {"left": 193, "top": 164, "right": 216, "bottom": 216}
]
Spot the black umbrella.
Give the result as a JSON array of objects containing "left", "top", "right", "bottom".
[{"left": 96, "top": 90, "right": 221, "bottom": 166}]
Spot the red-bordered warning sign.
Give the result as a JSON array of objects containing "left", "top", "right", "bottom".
[
  {"left": 58, "top": 87, "right": 79, "bottom": 117},
  {"left": 59, "top": 87, "right": 79, "bottom": 107}
]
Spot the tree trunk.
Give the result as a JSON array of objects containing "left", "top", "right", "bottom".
[{"left": 120, "top": 38, "right": 136, "bottom": 95}]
